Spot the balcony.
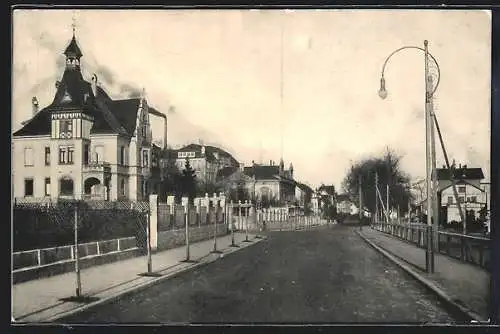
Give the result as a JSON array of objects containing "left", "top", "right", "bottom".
[{"left": 83, "top": 161, "right": 111, "bottom": 174}]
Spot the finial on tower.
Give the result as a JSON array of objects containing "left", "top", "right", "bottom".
[{"left": 71, "top": 12, "right": 77, "bottom": 37}]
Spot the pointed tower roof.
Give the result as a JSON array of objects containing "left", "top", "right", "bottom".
[{"left": 64, "top": 35, "right": 83, "bottom": 58}]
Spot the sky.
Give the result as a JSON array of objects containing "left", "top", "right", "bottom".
[{"left": 12, "top": 9, "right": 491, "bottom": 190}]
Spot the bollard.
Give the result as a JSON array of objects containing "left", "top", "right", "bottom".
[{"left": 73, "top": 203, "right": 82, "bottom": 298}]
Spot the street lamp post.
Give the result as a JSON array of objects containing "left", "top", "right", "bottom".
[{"left": 378, "top": 40, "right": 440, "bottom": 274}]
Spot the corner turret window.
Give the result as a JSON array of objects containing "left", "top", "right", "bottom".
[{"left": 59, "top": 120, "right": 73, "bottom": 138}]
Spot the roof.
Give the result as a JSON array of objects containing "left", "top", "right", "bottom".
[
  {"left": 296, "top": 182, "right": 313, "bottom": 194},
  {"left": 13, "top": 35, "right": 156, "bottom": 138},
  {"left": 318, "top": 185, "right": 336, "bottom": 195},
  {"left": 64, "top": 35, "right": 83, "bottom": 58},
  {"left": 437, "top": 167, "right": 484, "bottom": 181},
  {"left": 336, "top": 194, "right": 351, "bottom": 202},
  {"left": 148, "top": 107, "right": 166, "bottom": 119},
  {"left": 243, "top": 165, "right": 280, "bottom": 180},
  {"left": 178, "top": 143, "right": 239, "bottom": 166},
  {"left": 216, "top": 166, "right": 239, "bottom": 180}
]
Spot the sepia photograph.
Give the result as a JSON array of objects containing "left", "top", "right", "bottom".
[{"left": 11, "top": 8, "right": 492, "bottom": 324}]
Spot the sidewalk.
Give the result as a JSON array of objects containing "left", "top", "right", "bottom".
[
  {"left": 358, "top": 227, "right": 490, "bottom": 322},
  {"left": 12, "top": 232, "right": 261, "bottom": 323}
]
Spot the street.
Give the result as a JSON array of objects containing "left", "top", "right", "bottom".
[{"left": 60, "top": 225, "right": 460, "bottom": 323}]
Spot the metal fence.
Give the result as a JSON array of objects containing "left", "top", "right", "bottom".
[
  {"left": 371, "top": 221, "right": 491, "bottom": 270},
  {"left": 13, "top": 236, "right": 137, "bottom": 271}
]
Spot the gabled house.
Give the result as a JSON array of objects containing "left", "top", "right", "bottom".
[
  {"left": 241, "top": 159, "right": 296, "bottom": 206},
  {"left": 436, "top": 164, "right": 486, "bottom": 223},
  {"left": 12, "top": 31, "right": 161, "bottom": 202}
]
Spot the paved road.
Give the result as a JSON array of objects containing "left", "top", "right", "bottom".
[{"left": 60, "top": 225, "right": 461, "bottom": 323}]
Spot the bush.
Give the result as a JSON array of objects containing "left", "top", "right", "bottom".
[{"left": 13, "top": 203, "right": 145, "bottom": 252}]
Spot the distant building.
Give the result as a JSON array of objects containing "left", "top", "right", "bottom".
[
  {"left": 170, "top": 143, "right": 239, "bottom": 184},
  {"left": 436, "top": 164, "right": 487, "bottom": 223},
  {"left": 336, "top": 193, "right": 357, "bottom": 215},
  {"left": 12, "top": 31, "right": 161, "bottom": 202},
  {"left": 242, "top": 159, "right": 296, "bottom": 206}
]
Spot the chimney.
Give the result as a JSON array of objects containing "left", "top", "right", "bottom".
[
  {"left": 31, "top": 96, "right": 39, "bottom": 116},
  {"left": 239, "top": 162, "right": 245, "bottom": 172},
  {"left": 91, "top": 74, "right": 98, "bottom": 97},
  {"left": 201, "top": 145, "right": 206, "bottom": 155},
  {"left": 459, "top": 163, "right": 462, "bottom": 169}
]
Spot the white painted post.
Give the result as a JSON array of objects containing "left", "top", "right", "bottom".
[
  {"left": 37, "top": 249, "right": 41, "bottom": 266},
  {"left": 117, "top": 238, "right": 121, "bottom": 251},
  {"left": 96, "top": 241, "right": 100, "bottom": 255},
  {"left": 149, "top": 194, "right": 158, "bottom": 251}
]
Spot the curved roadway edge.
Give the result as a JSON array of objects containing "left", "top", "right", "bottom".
[
  {"left": 356, "top": 230, "right": 487, "bottom": 324},
  {"left": 42, "top": 236, "right": 268, "bottom": 323}
]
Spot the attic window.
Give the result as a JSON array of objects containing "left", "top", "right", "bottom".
[{"left": 62, "top": 90, "right": 72, "bottom": 103}]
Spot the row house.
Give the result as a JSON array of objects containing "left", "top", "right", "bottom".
[{"left": 12, "top": 32, "right": 162, "bottom": 202}]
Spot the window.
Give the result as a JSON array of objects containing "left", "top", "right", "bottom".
[
  {"left": 458, "top": 186, "right": 466, "bottom": 193},
  {"left": 44, "top": 147, "right": 50, "bottom": 166},
  {"left": 142, "top": 149, "right": 149, "bottom": 167},
  {"left": 120, "top": 179, "right": 126, "bottom": 196},
  {"left": 83, "top": 144, "right": 89, "bottom": 165},
  {"left": 44, "top": 178, "right": 51, "bottom": 196},
  {"left": 120, "top": 146, "right": 125, "bottom": 165},
  {"left": 59, "top": 120, "right": 73, "bottom": 138},
  {"left": 24, "top": 179, "right": 34, "bottom": 197},
  {"left": 24, "top": 147, "right": 34, "bottom": 166},
  {"left": 447, "top": 196, "right": 453, "bottom": 204},
  {"left": 459, "top": 196, "right": 465, "bottom": 203},
  {"left": 59, "top": 146, "right": 75, "bottom": 164},
  {"left": 67, "top": 147, "right": 74, "bottom": 164},
  {"left": 59, "top": 177, "right": 74, "bottom": 196},
  {"left": 470, "top": 196, "right": 477, "bottom": 203},
  {"left": 94, "top": 146, "right": 104, "bottom": 163}
]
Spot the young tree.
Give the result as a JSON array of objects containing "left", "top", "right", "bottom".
[
  {"left": 181, "top": 158, "right": 197, "bottom": 204},
  {"left": 160, "top": 154, "right": 182, "bottom": 202}
]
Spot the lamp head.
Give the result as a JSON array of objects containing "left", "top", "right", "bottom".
[{"left": 378, "top": 77, "right": 388, "bottom": 100}]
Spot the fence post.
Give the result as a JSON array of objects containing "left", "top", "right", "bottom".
[
  {"left": 96, "top": 241, "right": 100, "bottom": 256},
  {"left": 37, "top": 249, "right": 41, "bottom": 266},
  {"left": 73, "top": 202, "right": 82, "bottom": 298},
  {"left": 117, "top": 238, "right": 121, "bottom": 252},
  {"left": 230, "top": 201, "right": 238, "bottom": 247},
  {"left": 146, "top": 212, "right": 152, "bottom": 273},
  {"left": 212, "top": 194, "right": 222, "bottom": 254},
  {"left": 244, "top": 200, "right": 251, "bottom": 242},
  {"left": 184, "top": 200, "right": 191, "bottom": 261}
]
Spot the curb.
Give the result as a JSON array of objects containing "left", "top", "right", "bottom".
[
  {"left": 356, "top": 230, "right": 486, "bottom": 323},
  {"left": 31, "top": 236, "right": 267, "bottom": 323}
]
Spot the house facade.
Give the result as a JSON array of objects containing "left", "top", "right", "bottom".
[
  {"left": 241, "top": 160, "right": 296, "bottom": 206},
  {"left": 173, "top": 143, "right": 239, "bottom": 184},
  {"left": 12, "top": 32, "right": 160, "bottom": 202},
  {"left": 437, "top": 164, "right": 486, "bottom": 223}
]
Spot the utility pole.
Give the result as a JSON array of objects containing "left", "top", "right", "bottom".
[
  {"left": 386, "top": 184, "right": 390, "bottom": 223},
  {"left": 375, "top": 172, "right": 379, "bottom": 225},
  {"left": 359, "top": 174, "right": 363, "bottom": 231},
  {"left": 424, "top": 40, "right": 435, "bottom": 273},
  {"left": 429, "top": 75, "right": 440, "bottom": 251}
]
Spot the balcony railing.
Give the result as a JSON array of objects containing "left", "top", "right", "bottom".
[{"left": 83, "top": 161, "right": 111, "bottom": 173}]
